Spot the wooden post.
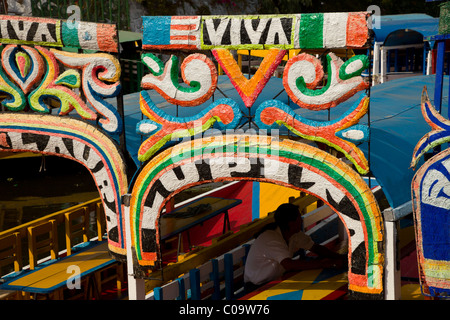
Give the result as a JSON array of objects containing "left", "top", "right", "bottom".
[
  {"left": 122, "top": 194, "right": 146, "bottom": 300},
  {"left": 189, "top": 268, "right": 201, "bottom": 300},
  {"left": 224, "top": 253, "right": 234, "bottom": 300},
  {"left": 96, "top": 202, "right": 105, "bottom": 241},
  {"left": 426, "top": 49, "right": 433, "bottom": 75},
  {"left": 177, "top": 278, "right": 186, "bottom": 300},
  {"left": 211, "top": 258, "right": 221, "bottom": 300},
  {"left": 380, "top": 46, "right": 387, "bottom": 84},
  {"left": 154, "top": 287, "right": 163, "bottom": 300},
  {"left": 384, "top": 219, "right": 401, "bottom": 300},
  {"left": 372, "top": 42, "right": 380, "bottom": 85},
  {"left": 434, "top": 40, "right": 445, "bottom": 113}
]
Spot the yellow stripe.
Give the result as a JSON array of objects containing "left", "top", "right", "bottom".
[
  {"left": 248, "top": 269, "right": 348, "bottom": 300},
  {"left": 8, "top": 242, "right": 111, "bottom": 290},
  {"left": 259, "top": 183, "right": 299, "bottom": 218},
  {"left": 423, "top": 259, "right": 450, "bottom": 279}
]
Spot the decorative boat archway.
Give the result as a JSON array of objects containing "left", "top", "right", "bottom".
[{"left": 129, "top": 134, "right": 384, "bottom": 299}]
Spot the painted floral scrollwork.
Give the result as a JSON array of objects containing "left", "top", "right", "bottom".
[{"left": 0, "top": 45, "right": 122, "bottom": 134}]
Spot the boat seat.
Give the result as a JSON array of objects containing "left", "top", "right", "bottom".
[
  {"left": 0, "top": 232, "right": 23, "bottom": 299},
  {"left": 65, "top": 204, "right": 124, "bottom": 298},
  {"left": 65, "top": 207, "right": 90, "bottom": 256},
  {"left": 27, "top": 220, "right": 58, "bottom": 270},
  {"left": 0, "top": 232, "right": 22, "bottom": 273}
]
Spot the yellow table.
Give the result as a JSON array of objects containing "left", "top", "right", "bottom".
[{"left": 0, "top": 241, "right": 117, "bottom": 299}]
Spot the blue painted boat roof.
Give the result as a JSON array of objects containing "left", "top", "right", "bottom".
[
  {"left": 365, "top": 75, "right": 448, "bottom": 211},
  {"left": 115, "top": 75, "right": 291, "bottom": 165},
  {"left": 372, "top": 14, "right": 439, "bottom": 46},
  {"left": 297, "top": 75, "right": 449, "bottom": 211}
]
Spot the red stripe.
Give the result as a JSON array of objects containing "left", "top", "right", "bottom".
[
  {"left": 320, "top": 284, "right": 348, "bottom": 300},
  {"left": 172, "top": 16, "right": 199, "bottom": 20},
  {"left": 346, "top": 12, "right": 369, "bottom": 48},
  {"left": 96, "top": 24, "right": 119, "bottom": 53},
  {"left": 171, "top": 24, "right": 197, "bottom": 31},
  {"left": 170, "top": 35, "right": 196, "bottom": 41},
  {"left": 143, "top": 44, "right": 198, "bottom": 50}
]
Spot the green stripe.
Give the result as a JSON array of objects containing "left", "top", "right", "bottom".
[
  {"left": 61, "top": 21, "right": 80, "bottom": 48},
  {"left": 299, "top": 13, "right": 324, "bottom": 49},
  {"left": 135, "top": 143, "right": 377, "bottom": 265},
  {"left": 134, "top": 156, "right": 174, "bottom": 260}
]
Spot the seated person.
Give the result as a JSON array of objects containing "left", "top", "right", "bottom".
[{"left": 244, "top": 203, "right": 347, "bottom": 291}]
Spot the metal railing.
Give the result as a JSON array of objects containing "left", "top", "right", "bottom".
[
  {"left": 120, "top": 58, "right": 145, "bottom": 94},
  {"left": 0, "top": 197, "right": 104, "bottom": 279},
  {"left": 31, "top": 0, "right": 130, "bottom": 31}
]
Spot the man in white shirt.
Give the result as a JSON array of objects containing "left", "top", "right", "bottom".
[{"left": 244, "top": 203, "right": 346, "bottom": 291}]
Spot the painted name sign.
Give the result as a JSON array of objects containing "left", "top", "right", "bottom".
[
  {"left": 202, "top": 16, "right": 293, "bottom": 47},
  {"left": 142, "top": 12, "right": 369, "bottom": 50},
  {"left": 0, "top": 15, "right": 118, "bottom": 53},
  {"left": 0, "top": 18, "right": 60, "bottom": 45}
]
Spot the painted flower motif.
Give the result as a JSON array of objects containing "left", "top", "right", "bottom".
[
  {"left": 141, "top": 52, "right": 218, "bottom": 107},
  {"left": 0, "top": 45, "right": 122, "bottom": 134}
]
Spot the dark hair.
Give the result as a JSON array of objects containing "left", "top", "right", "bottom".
[
  {"left": 274, "top": 203, "right": 301, "bottom": 231},
  {"left": 253, "top": 203, "right": 300, "bottom": 238}
]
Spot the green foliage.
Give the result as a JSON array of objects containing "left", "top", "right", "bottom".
[
  {"left": 257, "top": 0, "right": 312, "bottom": 14},
  {"left": 31, "top": 0, "right": 131, "bottom": 30},
  {"left": 135, "top": 0, "right": 313, "bottom": 16},
  {"left": 305, "top": 0, "right": 441, "bottom": 17},
  {"left": 135, "top": 0, "right": 442, "bottom": 16},
  {"left": 134, "top": 0, "right": 178, "bottom": 15},
  {"left": 135, "top": 0, "right": 242, "bottom": 15}
]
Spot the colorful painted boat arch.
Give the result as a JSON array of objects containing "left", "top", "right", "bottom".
[
  {"left": 410, "top": 88, "right": 450, "bottom": 298},
  {"left": 0, "top": 113, "right": 129, "bottom": 258},
  {"left": 0, "top": 15, "right": 123, "bottom": 134},
  {"left": 0, "top": 11, "right": 388, "bottom": 299},
  {"left": 0, "top": 15, "right": 128, "bottom": 259},
  {"left": 124, "top": 11, "right": 387, "bottom": 299},
  {"left": 412, "top": 148, "right": 450, "bottom": 298},
  {"left": 129, "top": 135, "right": 384, "bottom": 298}
]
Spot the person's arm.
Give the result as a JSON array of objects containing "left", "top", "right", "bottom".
[
  {"left": 280, "top": 255, "right": 344, "bottom": 272},
  {"left": 309, "top": 243, "right": 346, "bottom": 260},
  {"left": 280, "top": 243, "right": 347, "bottom": 272}
]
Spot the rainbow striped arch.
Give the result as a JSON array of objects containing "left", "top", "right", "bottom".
[
  {"left": 129, "top": 135, "right": 384, "bottom": 298},
  {"left": 0, "top": 113, "right": 128, "bottom": 259}
]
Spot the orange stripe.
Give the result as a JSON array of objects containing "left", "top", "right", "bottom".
[
  {"left": 96, "top": 24, "right": 118, "bottom": 53},
  {"left": 346, "top": 12, "right": 369, "bottom": 48}
]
